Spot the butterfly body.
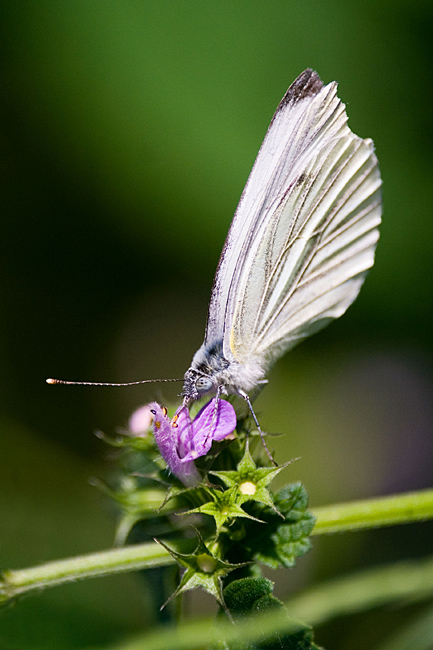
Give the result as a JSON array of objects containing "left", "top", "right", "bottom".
[{"left": 183, "top": 339, "right": 265, "bottom": 402}]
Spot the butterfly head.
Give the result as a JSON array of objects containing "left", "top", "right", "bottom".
[{"left": 182, "top": 368, "right": 215, "bottom": 404}]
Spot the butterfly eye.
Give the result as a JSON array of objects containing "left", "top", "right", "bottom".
[{"left": 195, "top": 376, "right": 213, "bottom": 393}]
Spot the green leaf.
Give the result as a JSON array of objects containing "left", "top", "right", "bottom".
[
  {"left": 253, "top": 483, "right": 316, "bottom": 569},
  {"left": 223, "top": 578, "right": 321, "bottom": 650},
  {"left": 224, "top": 577, "right": 275, "bottom": 614}
]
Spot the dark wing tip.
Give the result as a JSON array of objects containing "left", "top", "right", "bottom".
[{"left": 280, "top": 69, "right": 324, "bottom": 108}]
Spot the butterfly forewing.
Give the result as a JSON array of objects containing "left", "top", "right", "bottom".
[
  {"left": 204, "top": 70, "right": 326, "bottom": 351},
  {"left": 208, "top": 71, "right": 382, "bottom": 368}
]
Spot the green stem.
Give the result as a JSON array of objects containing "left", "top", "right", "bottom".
[
  {"left": 285, "top": 555, "right": 433, "bottom": 626},
  {"left": 105, "top": 608, "right": 307, "bottom": 650},
  {"left": 2, "top": 488, "right": 433, "bottom": 606},
  {"left": 311, "top": 488, "right": 433, "bottom": 534},
  {"left": 0, "top": 541, "right": 173, "bottom": 604}
]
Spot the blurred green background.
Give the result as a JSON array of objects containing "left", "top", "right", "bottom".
[{"left": 0, "top": 2, "right": 432, "bottom": 648}]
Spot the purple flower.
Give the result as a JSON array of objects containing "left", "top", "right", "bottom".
[{"left": 150, "top": 399, "right": 237, "bottom": 487}]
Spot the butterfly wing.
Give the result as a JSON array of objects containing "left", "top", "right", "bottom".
[{"left": 205, "top": 69, "right": 381, "bottom": 370}]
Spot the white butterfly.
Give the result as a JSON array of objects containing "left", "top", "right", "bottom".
[
  {"left": 48, "top": 69, "right": 381, "bottom": 458},
  {"left": 181, "top": 69, "right": 381, "bottom": 441}
]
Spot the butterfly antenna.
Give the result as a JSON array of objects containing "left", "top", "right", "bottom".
[{"left": 46, "top": 377, "right": 183, "bottom": 387}]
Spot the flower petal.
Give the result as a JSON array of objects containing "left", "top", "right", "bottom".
[
  {"left": 150, "top": 402, "right": 200, "bottom": 487},
  {"left": 197, "top": 398, "right": 237, "bottom": 442},
  {"left": 181, "top": 398, "right": 237, "bottom": 461},
  {"left": 174, "top": 405, "right": 195, "bottom": 457}
]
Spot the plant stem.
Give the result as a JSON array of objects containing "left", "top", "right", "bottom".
[
  {"left": 0, "top": 541, "right": 173, "bottom": 603},
  {"left": 105, "top": 608, "right": 307, "bottom": 650},
  {"left": 2, "top": 488, "right": 433, "bottom": 606},
  {"left": 311, "top": 488, "right": 433, "bottom": 534},
  {"left": 285, "top": 555, "right": 433, "bottom": 626}
]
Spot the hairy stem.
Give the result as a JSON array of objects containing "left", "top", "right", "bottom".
[
  {"left": 0, "top": 542, "right": 173, "bottom": 604},
  {"left": 2, "top": 488, "right": 433, "bottom": 606},
  {"left": 311, "top": 488, "right": 433, "bottom": 534},
  {"left": 285, "top": 554, "right": 433, "bottom": 626}
]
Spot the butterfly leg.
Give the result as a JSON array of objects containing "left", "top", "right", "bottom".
[{"left": 238, "top": 389, "right": 277, "bottom": 466}]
